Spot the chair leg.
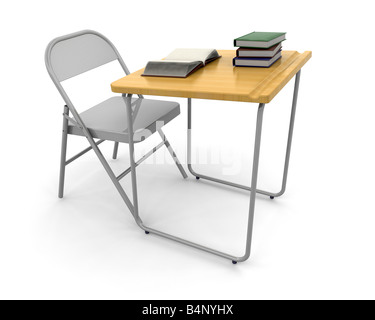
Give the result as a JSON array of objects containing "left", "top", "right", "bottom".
[
  {"left": 59, "top": 101, "right": 137, "bottom": 219},
  {"left": 58, "top": 105, "right": 69, "bottom": 198},
  {"left": 158, "top": 129, "right": 188, "bottom": 179},
  {"left": 124, "top": 94, "right": 141, "bottom": 218},
  {"left": 112, "top": 142, "right": 119, "bottom": 159}
]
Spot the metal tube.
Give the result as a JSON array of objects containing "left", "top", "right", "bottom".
[
  {"left": 116, "top": 141, "right": 165, "bottom": 181},
  {"left": 187, "top": 98, "right": 192, "bottom": 166},
  {"left": 64, "top": 114, "right": 80, "bottom": 129},
  {"left": 140, "top": 103, "right": 266, "bottom": 263},
  {"left": 241, "top": 103, "right": 265, "bottom": 262},
  {"left": 187, "top": 70, "right": 301, "bottom": 200},
  {"left": 158, "top": 129, "right": 188, "bottom": 179},
  {"left": 58, "top": 105, "right": 69, "bottom": 198},
  {"left": 142, "top": 225, "right": 238, "bottom": 261},
  {"left": 274, "top": 70, "right": 301, "bottom": 197},
  {"left": 112, "top": 142, "right": 119, "bottom": 160},
  {"left": 124, "top": 94, "right": 143, "bottom": 225},
  {"left": 65, "top": 139, "right": 105, "bottom": 165},
  {"left": 46, "top": 40, "right": 136, "bottom": 216},
  {"left": 67, "top": 104, "right": 136, "bottom": 215},
  {"left": 187, "top": 98, "right": 275, "bottom": 197},
  {"left": 187, "top": 172, "right": 275, "bottom": 197}
]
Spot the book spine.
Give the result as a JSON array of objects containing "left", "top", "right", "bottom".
[{"left": 233, "top": 56, "right": 281, "bottom": 68}]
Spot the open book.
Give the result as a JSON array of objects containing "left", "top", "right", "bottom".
[{"left": 142, "top": 49, "right": 221, "bottom": 78}]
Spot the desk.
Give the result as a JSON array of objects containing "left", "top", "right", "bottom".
[{"left": 111, "top": 50, "right": 312, "bottom": 263}]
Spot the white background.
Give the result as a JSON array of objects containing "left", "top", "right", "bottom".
[{"left": 1, "top": 0, "right": 375, "bottom": 300}]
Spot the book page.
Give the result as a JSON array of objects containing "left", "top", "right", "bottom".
[
  {"left": 164, "top": 48, "right": 216, "bottom": 65},
  {"left": 148, "top": 60, "right": 200, "bottom": 64}
]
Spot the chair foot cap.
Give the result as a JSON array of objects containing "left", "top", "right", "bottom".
[
  {"left": 270, "top": 196, "right": 275, "bottom": 200},
  {"left": 145, "top": 231, "right": 150, "bottom": 235},
  {"left": 196, "top": 177, "right": 200, "bottom": 180},
  {"left": 232, "top": 261, "right": 237, "bottom": 265}
]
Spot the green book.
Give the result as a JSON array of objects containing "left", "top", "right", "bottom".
[{"left": 234, "top": 32, "right": 286, "bottom": 49}]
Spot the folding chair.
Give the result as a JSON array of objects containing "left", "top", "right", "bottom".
[{"left": 45, "top": 30, "right": 187, "bottom": 228}]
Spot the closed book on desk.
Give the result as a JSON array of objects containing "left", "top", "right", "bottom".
[
  {"left": 237, "top": 43, "right": 282, "bottom": 57},
  {"left": 142, "top": 48, "right": 221, "bottom": 78},
  {"left": 234, "top": 32, "right": 286, "bottom": 48},
  {"left": 233, "top": 51, "right": 282, "bottom": 67}
]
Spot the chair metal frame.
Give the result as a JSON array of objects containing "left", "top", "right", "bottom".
[
  {"left": 45, "top": 30, "right": 187, "bottom": 222},
  {"left": 46, "top": 30, "right": 301, "bottom": 264}
]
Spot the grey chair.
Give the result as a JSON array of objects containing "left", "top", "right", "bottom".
[{"left": 45, "top": 30, "right": 187, "bottom": 216}]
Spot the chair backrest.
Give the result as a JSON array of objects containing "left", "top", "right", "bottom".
[
  {"left": 45, "top": 30, "right": 134, "bottom": 134},
  {"left": 45, "top": 30, "right": 130, "bottom": 84}
]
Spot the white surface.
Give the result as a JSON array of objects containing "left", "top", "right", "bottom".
[{"left": 1, "top": 0, "right": 375, "bottom": 300}]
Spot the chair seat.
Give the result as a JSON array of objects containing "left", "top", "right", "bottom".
[{"left": 68, "top": 97, "right": 180, "bottom": 143}]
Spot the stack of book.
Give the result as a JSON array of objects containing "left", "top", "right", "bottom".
[{"left": 233, "top": 32, "right": 286, "bottom": 68}]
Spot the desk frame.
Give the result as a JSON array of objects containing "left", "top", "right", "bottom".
[{"left": 122, "top": 70, "right": 301, "bottom": 263}]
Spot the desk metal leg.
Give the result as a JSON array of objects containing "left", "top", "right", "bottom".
[
  {"left": 276, "top": 70, "right": 301, "bottom": 197},
  {"left": 125, "top": 91, "right": 265, "bottom": 263},
  {"left": 187, "top": 70, "right": 301, "bottom": 199}
]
